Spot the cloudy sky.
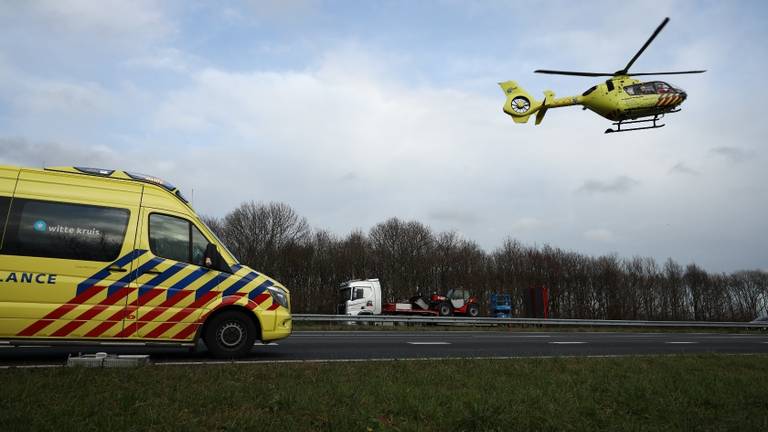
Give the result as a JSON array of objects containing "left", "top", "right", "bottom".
[{"left": 1, "top": 0, "right": 766, "bottom": 272}]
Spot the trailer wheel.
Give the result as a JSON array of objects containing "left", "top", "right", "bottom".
[
  {"left": 438, "top": 302, "right": 452, "bottom": 316},
  {"left": 467, "top": 303, "right": 480, "bottom": 317},
  {"left": 204, "top": 310, "right": 257, "bottom": 359}
]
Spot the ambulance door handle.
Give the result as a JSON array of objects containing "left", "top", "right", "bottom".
[
  {"left": 107, "top": 266, "right": 128, "bottom": 273},
  {"left": 144, "top": 268, "right": 162, "bottom": 275}
]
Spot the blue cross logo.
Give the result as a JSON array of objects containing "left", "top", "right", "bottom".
[{"left": 33, "top": 220, "right": 47, "bottom": 232}]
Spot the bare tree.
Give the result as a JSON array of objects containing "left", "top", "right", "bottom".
[
  {"left": 221, "top": 201, "right": 309, "bottom": 269},
  {"left": 207, "top": 201, "right": 768, "bottom": 318},
  {"left": 200, "top": 215, "right": 225, "bottom": 239},
  {"left": 369, "top": 218, "right": 434, "bottom": 300}
]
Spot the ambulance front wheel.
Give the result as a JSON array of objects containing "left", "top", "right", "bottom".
[{"left": 204, "top": 310, "right": 258, "bottom": 359}]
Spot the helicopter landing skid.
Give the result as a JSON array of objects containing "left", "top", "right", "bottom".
[{"left": 605, "top": 114, "right": 665, "bottom": 134}]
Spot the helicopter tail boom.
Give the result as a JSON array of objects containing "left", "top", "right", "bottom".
[{"left": 499, "top": 81, "right": 580, "bottom": 124}]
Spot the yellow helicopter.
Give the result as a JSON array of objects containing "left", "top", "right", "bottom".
[{"left": 500, "top": 18, "right": 705, "bottom": 133}]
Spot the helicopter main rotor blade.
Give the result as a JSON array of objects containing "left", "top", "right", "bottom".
[
  {"left": 534, "top": 69, "right": 614, "bottom": 77},
  {"left": 617, "top": 17, "right": 670, "bottom": 75},
  {"left": 628, "top": 70, "right": 707, "bottom": 76}
]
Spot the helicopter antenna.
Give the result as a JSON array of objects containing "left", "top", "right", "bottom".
[{"left": 533, "top": 17, "right": 706, "bottom": 78}]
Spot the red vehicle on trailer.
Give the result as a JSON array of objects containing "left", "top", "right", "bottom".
[{"left": 429, "top": 289, "right": 480, "bottom": 317}]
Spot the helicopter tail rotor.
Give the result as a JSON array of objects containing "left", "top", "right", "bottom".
[{"left": 499, "top": 81, "right": 541, "bottom": 123}]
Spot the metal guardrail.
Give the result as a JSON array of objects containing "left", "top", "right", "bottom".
[{"left": 293, "top": 314, "right": 767, "bottom": 329}]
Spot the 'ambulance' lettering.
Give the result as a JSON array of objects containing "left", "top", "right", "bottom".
[{"left": 0, "top": 272, "right": 57, "bottom": 285}]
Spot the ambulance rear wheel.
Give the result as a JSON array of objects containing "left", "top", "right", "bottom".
[{"left": 204, "top": 310, "right": 257, "bottom": 359}]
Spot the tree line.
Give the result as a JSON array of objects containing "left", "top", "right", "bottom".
[{"left": 203, "top": 201, "right": 768, "bottom": 321}]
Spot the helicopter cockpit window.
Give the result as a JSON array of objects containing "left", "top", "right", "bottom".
[
  {"left": 655, "top": 82, "right": 672, "bottom": 93},
  {"left": 668, "top": 83, "right": 683, "bottom": 92},
  {"left": 639, "top": 83, "right": 656, "bottom": 94},
  {"left": 624, "top": 85, "right": 636, "bottom": 95}
]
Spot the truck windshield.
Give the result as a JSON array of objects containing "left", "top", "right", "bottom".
[{"left": 338, "top": 287, "right": 352, "bottom": 302}]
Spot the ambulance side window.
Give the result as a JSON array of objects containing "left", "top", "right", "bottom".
[
  {"left": 0, "top": 196, "right": 10, "bottom": 248},
  {"left": 148, "top": 213, "right": 211, "bottom": 267},
  {"left": 149, "top": 214, "right": 189, "bottom": 263},
  {"left": 1, "top": 198, "right": 129, "bottom": 261}
]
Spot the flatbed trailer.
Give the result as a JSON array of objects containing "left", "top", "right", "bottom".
[{"left": 381, "top": 302, "right": 439, "bottom": 316}]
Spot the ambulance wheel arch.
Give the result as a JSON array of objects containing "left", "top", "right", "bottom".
[{"left": 199, "top": 306, "right": 262, "bottom": 358}]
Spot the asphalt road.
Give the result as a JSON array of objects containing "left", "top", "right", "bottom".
[{"left": 1, "top": 331, "right": 767, "bottom": 366}]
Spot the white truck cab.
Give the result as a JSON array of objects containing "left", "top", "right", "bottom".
[{"left": 337, "top": 279, "right": 382, "bottom": 316}]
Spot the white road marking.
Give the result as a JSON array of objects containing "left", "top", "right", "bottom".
[
  {"left": 666, "top": 342, "right": 698, "bottom": 344},
  {"left": 255, "top": 342, "right": 279, "bottom": 346},
  {"left": 3, "top": 352, "right": 765, "bottom": 369},
  {"left": 407, "top": 342, "right": 450, "bottom": 345},
  {"left": 0, "top": 364, "right": 62, "bottom": 369},
  {"left": 549, "top": 342, "right": 586, "bottom": 345}
]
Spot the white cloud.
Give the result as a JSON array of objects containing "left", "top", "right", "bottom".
[
  {"left": 584, "top": 229, "right": 615, "bottom": 243},
  {"left": 14, "top": 80, "right": 114, "bottom": 115},
  {"left": 21, "top": 0, "right": 173, "bottom": 42},
  {"left": 577, "top": 176, "right": 640, "bottom": 194},
  {"left": 669, "top": 162, "right": 699, "bottom": 176},
  {"left": 508, "top": 217, "right": 548, "bottom": 232},
  {"left": 123, "top": 48, "right": 197, "bottom": 73},
  {"left": 428, "top": 209, "right": 480, "bottom": 226},
  {"left": 0, "top": 138, "right": 120, "bottom": 168},
  {"left": 0, "top": 2, "right": 766, "bottom": 273},
  {"left": 236, "top": 0, "right": 321, "bottom": 22},
  {"left": 710, "top": 146, "right": 756, "bottom": 164}
]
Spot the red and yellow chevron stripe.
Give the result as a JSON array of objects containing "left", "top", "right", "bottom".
[
  {"left": 16, "top": 249, "right": 281, "bottom": 342},
  {"left": 656, "top": 94, "right": 683, "bottom": 107}
]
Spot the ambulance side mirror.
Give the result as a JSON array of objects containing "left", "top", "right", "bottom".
[{"left": 204, "top": 243, "right": 231, "bottom": 273}]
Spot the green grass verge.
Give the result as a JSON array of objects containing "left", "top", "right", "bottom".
[
  {"left": 293, "top": 321, "right": 765, "bottom": 333},
  {"left": 1, "top": 355, "right": 766, "bottom": 431}
]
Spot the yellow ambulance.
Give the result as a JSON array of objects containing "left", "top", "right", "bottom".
[{"left": 0, "top": 165, "right": 291, "bottom": 358}]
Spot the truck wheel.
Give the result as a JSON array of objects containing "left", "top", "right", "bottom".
[
  {"left": 204, "top": 310, "right": 258, "bottom": 359},
  {"left": 468, "top": 303, "right": 480, "bottom": 317},
  {"left": 438, "top": 302, "right": 452, "bottom": 316}
]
